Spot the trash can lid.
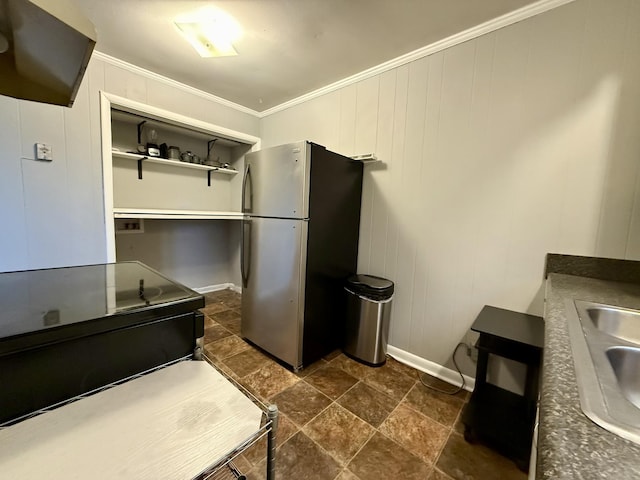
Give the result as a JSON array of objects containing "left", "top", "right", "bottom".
[{"left": 347, "top": 274, "right": 394, "bottom": 299}]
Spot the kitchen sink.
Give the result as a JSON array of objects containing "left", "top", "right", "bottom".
[
  {"left": 566, "top": 300, "right": 640, "bottom": 444},
  {"left": 585, "top": 304, "right": 640, "bottom": 344},
  {"left": 606, "top": 346, "right": 640, "bottom": 409}
]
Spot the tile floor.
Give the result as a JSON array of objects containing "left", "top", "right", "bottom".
[{"left": 201, "top": 290, "right": 527, "bottom": 480}]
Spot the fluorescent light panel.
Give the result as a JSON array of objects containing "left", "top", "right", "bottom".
[{"left": 175, "top": 9, "right": 242, "bottom": 58}]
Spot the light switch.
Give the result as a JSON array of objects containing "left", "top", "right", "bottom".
[{"left": 35, "top": 143, "right": 52, "bottom": 161}]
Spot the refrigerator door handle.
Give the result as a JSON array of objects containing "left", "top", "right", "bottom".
[
  {"left": 241, "top": 219, "right": 252, "bottom": 288},
  {"left": 242, "top": 163, "right": 253, "bottom": 213}
]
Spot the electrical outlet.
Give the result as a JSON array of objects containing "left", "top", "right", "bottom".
[
  {"left": 115, "top": 218, "right": 145, "bottom": 234},
  {"left": 35, "top": 143, "right": 52, "bottom": 161},
  {"left": 465, "top": 342, "right": 478, "bottom": 363}
]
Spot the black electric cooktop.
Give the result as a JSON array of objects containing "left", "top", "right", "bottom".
[{"left": 0, "top": 261, "right": 204, "bottom": 356}]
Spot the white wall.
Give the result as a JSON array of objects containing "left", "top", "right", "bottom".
[
  {"left": 260, "top": 0, "right": 640, "bottom": 376},
  {"left": 115, "top": 219, "right": 235, "bottom": 289},
  {"left": 0, "top": 55, "right": 259, "bottom": 274}
]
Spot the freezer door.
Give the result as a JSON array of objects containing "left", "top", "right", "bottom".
[
  {"left": 243, "top": 141, "right": 311, "bottom": 218},
  {"left": 241, "top": 217, "right": 307, "bottom": 368}
]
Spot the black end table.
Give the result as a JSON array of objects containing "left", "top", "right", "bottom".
[{"left": 461, "top": 305, "right": 544, "bottom": 471}]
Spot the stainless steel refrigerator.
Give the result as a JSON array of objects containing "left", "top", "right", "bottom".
[{"left": 240, "top": 141, "right": 363, "bottom": 370}]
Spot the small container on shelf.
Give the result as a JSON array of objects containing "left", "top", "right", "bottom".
[
  {"left": 167, "top": 146, "right": 181, "bottom": 160},
  {"left": 146, "top": 129, "right": 160, "bottom": 157}
]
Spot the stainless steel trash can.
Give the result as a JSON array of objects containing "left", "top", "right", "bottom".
[{"left": 344, "top": 274, "right": 394, "bottom": 367}]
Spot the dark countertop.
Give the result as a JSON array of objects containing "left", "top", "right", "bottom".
[
  {"left": 539, "top": 273, "right": 640, "bottom": 479},
  {"left": 0, "top": 261, "right": 204, "bottom": 356},
  {"left": 0, "top": 261, "right": 205, "bottom": 425}
]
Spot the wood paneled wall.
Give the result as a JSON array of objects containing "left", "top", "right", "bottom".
[
  {"left": 261, "top": 0, "right": 640, "bottom": 369},
  {"left": 1, "top": 0, "right": 639, "bottom": 377},
  {"left": 0, "top": 56, "right": 259, "bottom": 274}
]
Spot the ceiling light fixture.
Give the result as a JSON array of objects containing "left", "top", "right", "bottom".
[{"left": 175, "top": 8, "right": 242, "bottom": 58}]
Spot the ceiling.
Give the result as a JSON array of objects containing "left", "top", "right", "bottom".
[{"left": 73, "top": 0, "right": 542, "bottom": 112}]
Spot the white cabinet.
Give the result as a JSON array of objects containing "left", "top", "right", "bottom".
[{"left": 100, "top": 93, "right": 260, "bottom": 289}]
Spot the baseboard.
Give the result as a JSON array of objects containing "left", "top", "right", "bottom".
[
  {"left": 387, "top": 345, "right": 475, "bottom": 392},
  {"left": 192, "top": 283, "right": 240, "bottom": 294}
]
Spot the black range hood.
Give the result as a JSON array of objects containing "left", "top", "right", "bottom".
[{"left": 0, "top": 0, "right": 96, "bottom": 107}]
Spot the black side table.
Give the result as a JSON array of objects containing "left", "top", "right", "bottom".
[{"left": 461, "top": 305, "right": 544, "bottom": 471}]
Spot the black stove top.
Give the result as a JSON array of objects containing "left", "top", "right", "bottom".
[{"left": 0, "top": 261, "right": 203, "bottom": 353}]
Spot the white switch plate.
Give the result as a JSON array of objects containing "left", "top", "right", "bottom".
[{"left": 35, "top": 143, "right": 52, "bottom": 161}]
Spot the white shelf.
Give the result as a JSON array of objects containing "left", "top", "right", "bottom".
[
  {"left": 351, "top": 153, "right": 381, "bottom": 164},
  {"left": 0, "top": 361, "right": 263, "bottom": 480},
  {"left": 113, "top": 208, "right": 244, "bottom": 220},
  {"left": 111, "top": 110, "right": 245, "bottom": 148},
  {"left": 112, "top": 150, "right": 239, "bottom": 175}
]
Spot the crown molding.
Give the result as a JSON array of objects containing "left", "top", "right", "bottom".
[
  {"left": 259, "top": 0, "right": 577, "bottom": 117},
  {"left": 92, "top": 51, "right": 261, "bottom": 117},
  {"left": 93, "top": 0, "right": 576, "bottom": 119}
]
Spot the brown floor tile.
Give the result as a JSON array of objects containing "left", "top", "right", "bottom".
[
  {"left": 242, "top": 362, "right": 300, "bottom": 400},
  {"left": 245, "top": 465, "right": 266, "bottom": 480},
  {"left": 386, "top": 356, "right": 421, "bottom": 378},
  {"left": 207, "top": 288, "right": 236, "bottom": 300},
  {"left": 222, "top": 348, "right": 271, "bottom": 378},
  {"left": 212, "top": 308, "right": 241, "bottom": 322},
  {"left": 379, "top": 403, "right": 449, "bottom": 465},
  {"left": 348, "top": 432, "right": 431, "bottom": 480},
  {"left": 208, "top": 289, "right": 241, "bottom": 309},
  {"left": 242, "top": 414, "right": 298, "bottom": 466},
  {"left": 404, "top": 382, "right": 465, "bottom": 427},
  {"left": 305, "top": 365, "right": 359, "bottom": 400},
  {"left": 204, "top": 290, "right": 228, "bottom": 301},
  {"left": 296, "top": 358, "right": 328, "bottom": 378},
  {"left": 221, "top": 295, "right": 242, "bottom": 309},
  {"left": 271, "top": 381, "right": 332, "bottom": 427},
  {"left": 208, "top": 358, "right": 240, "bottom": 380},
  {"left": 337, "top": 381, "right": 398, "bottom": 428},
  {"left": 364, "top": 363, "right": 415, "bottom": 401},
  {"left": 417, "top": 372, "right": 470, "bottom": 400},
  {"left": 276, "top": 431, "right": 341, "bottom": 480},
  {"left": 324, "top": 349, "right": 342, "bottom": 361},
  {"left": 230, "top": 454, "right": 252, "bottom": 474},
  {"left": 200, "top": 302, "right": 231, "bottom": 316},
  {"left": 227, "top": 297, "right": 242, "bottom": 308},
  {"left": 453, "top": 412, "right": 466, "bottom": 435},
  {"left": 220, "top": 319, "right": 242, "bottom": 336},
  {"left": 416, "top": 373, "right": 469, "bottom": 397},
  {"left": 304, "top": 403, "right": 374, "bottom": 466},
  {"left": 211, "top": 309, "right": 242, "bottom": 335},
  {"left": 204, "top": 323, "right": 233, "bottom": 344},
  {"left": 331, "top": 354, "right": 372, "bottom": 380},
  {"left": 428, "top": 468, "right": 455, "bottom": 480},
  {"left": 436, "top": 433, "right": 527, "bottom": 480},
  {"left": 200, "top": 294, "right": 520, "bottom": 480},
  {"left": 335, "top": 469, "right": 361, "bottom": 480},
  {"left": 204, "top": 335, "right": 251, "bottom": 360},
  {"left": 203, "top": 315, "right": 215, "bottom": 328}
]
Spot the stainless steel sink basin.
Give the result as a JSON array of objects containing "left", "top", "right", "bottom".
[
  {"left": 606, "top": 346, "right": 640, "bottom": 409},
  {"left": 566, "top": 300, "right": 640, "bottom": 444},
  {"left": 585, "top": 305, "right": 640, "bottom": 344}
]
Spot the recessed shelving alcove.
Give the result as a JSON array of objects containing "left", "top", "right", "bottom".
[{"left": 100, "top": 92, "right": 260, "bottom": 289}]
